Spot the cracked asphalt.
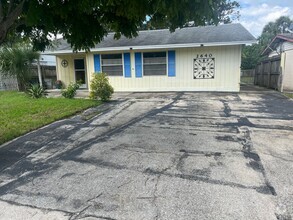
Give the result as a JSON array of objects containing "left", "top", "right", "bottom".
[{"left": 0, "top": 85, "right": 292, "bottom": 220}]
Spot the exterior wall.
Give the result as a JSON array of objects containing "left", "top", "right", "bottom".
[
  {"left": 282, "top": 49, "right": 293, "bottom": 91},
  {"left": 0, "top": 74, "right": 18, "bottom": 91},
  {"left": 56, "top": 54, "right": 87, "bottom": 88},
  {"left": 56, "top": 45, "right": 242, "bottom": 92},
  {"left": 283, "top": 42, "right": 293, "bottom": 51}
]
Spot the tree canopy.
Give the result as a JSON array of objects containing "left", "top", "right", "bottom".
[{"left": 0, "top": 0, "right": 239, "bottom": 51}]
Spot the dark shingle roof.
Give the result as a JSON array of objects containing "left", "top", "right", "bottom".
[{"left": 51, "top": 23, "right": 256, "bottom": 53}]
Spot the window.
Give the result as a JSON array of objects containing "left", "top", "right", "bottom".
[
  {"left": 143, "top": 52, "right": 167, "bottom": 76},
  {"left": 74, "top": 59, "right": 86, "bottom": 85},
  {"left": 101, "top": 54, "right": 123, "bottom": 76}
]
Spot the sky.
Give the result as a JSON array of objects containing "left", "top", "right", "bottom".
[{"left": 237, "top": 0, "right": 293, "bottom": 37}]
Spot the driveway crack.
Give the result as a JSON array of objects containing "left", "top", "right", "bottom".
[{"left": 239, "top": 126, "right": 277, "bottom": 196}]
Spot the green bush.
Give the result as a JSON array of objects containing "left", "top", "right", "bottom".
[
  {"left": 89, "top": 73, "right": 114, "bottom": 101},
  {"left": 27, "top": 84, "right": 47, "bottom": 98},
  {"left": 61, "top": 82, "right": 80, "bottom": 99}
]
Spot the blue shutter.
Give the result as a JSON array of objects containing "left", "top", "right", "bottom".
[
  {"left": 135, "top": 52, "right": 142, "bottom": 78},
  {"left": 168, "top": 51, "right": 176, "bottom": 77},
  {"left": 94, "top": 54, "right": 101, "bottom": 73},
  {"left": 124, "top": 53, "right": 131, "bottom": 78}
]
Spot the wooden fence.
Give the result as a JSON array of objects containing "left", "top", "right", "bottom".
[
  {"left": 241, "top": 69, "right": 255, "bottom": 84},
  {"left": 254, "top": 56, "right": 281, "bottom": 90},
  {"left": 0, "top": 66, "right": 56, "bottom": 91},
  {"left": 30, "top": 66, "right": 57, "bottom": 89}
]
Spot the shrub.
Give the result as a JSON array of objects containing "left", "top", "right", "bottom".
[
  {"left": 27, "top": 84, "right": 47, "bottom": 99},
  {"left": 61, "top": 82, "right": 80, "bottom": 99},
  {"left": 89, "top": 73, "right": 114, "bottom": 101}
]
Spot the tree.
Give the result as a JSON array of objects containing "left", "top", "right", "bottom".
[
  {"left": 0, "top": 45, "right": 40, "bottom": 90},
  {"left": 241, "top": 16, "right": 293, "bottom": 70},
  {"left": 241, "top": 43, "right": 262, "bottom": 69},
  {"left": 259, "top": 16, "right": 293, "bottom": 48},
  {"left": 0, "top": 1, "right": 26, "bottom": 44},
  {"left": 0, "top": 0, "right": 240, "bottom": 51},
  {"left": 140, "top": 1, "right": 239, "bottom": 30}
]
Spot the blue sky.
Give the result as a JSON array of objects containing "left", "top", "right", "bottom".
[{"left": 236, "top": 0, "right": 293, "bottom": 37}]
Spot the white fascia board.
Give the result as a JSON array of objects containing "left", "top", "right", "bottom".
[
  {"left": 43, "top": 40, "right": 257, "bottom": 55},
  {"left": 42, "top": 50, "right": 78, "bottom": 55}
]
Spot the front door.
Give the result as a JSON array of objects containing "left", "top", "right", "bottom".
[{"left": 74, "top": 58, "right": 87, "bottom": 89}]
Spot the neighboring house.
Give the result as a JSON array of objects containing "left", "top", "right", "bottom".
[
  {"left": 30, "top": 55, "right": 57, "bottom": 89},
  {"left": 45, "top": 23, "right": 256, "bottom": 92},
  {"left": 262, "top": 34, "right": 293, "bottom": 92}
]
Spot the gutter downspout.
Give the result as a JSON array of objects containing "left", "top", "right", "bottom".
[{"left": 280, "top": 53, "right": 286, "bottom": 93}]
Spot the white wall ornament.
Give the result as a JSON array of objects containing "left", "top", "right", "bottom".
[{"left": 193, "top": 53, "right": 215, "bottom": 79}]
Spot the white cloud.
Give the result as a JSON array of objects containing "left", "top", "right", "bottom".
[{"left": 237, "top": 1, "right": 293, "bottom": 37}]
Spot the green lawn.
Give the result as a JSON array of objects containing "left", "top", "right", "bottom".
[{"left": 0, "top": 91, "right": 101, "bottom": 145}]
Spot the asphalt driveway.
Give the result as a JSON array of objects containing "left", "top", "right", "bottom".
[{"left": 0, "top": 85, "right": 292, "bottom": 220}]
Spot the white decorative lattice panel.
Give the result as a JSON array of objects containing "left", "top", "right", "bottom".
[{"left": 193, "top": 56, "right": 215, "bottom": 79}]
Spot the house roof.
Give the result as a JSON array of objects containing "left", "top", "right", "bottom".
[
  {"left": 46, "top": 23, "right": 256, "bottom": 54},
  {"left": 262, "top": 33, "right": 293, "bottom": 55}
]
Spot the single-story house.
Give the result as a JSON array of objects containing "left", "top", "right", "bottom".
[
  {"left": 262, "top": 33, "right": 293, "bottom": 92},
  {"left": 45, "top": 23, "right": 256, "bottom": 92}
]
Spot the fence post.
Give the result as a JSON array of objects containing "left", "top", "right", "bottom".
[
  {"left": 260, "top": 62, "right": 264, "bottom": 86},
  {"left": 267, "top": 60, "right": 271, "bottom": 88}
]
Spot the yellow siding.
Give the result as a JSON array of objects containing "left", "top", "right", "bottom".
[
  {"left": 57, "top": 45, "right": 242, "bottom": 92},
  {"left": 56, "top": 54, "right": 88, "bottom": 87}
]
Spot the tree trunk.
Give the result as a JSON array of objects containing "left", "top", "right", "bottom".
[{"left": 0, "top": 0, "right": 26, "bottom": 44}]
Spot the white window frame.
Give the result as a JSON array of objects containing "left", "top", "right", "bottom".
[
  {"left": 74, "top": 58, "right": 87, "bottom": 89},
  {"left": 101, "top": 53, "right": 124, "bottom": 77},
  {"left": 142, "top": 51, "right": 167, "bottom": 76}
]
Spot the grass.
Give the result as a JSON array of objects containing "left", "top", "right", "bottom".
[
  {"left": 284, "top": 93, "right": 293, "bottom": 99},
  {"left": 0, "top": 91, "right": 101, "bottom": 145},
  {"left": 240, "top": 76, "right": 254, "bottom": 84}
]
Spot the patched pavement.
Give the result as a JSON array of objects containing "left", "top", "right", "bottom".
[{"left": 0, "top": 85, "right": 292, "bottom": 220}]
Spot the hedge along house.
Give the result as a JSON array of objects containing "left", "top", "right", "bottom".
[{"left": 46, "top": 23, "right": 256, "bottom": 92}]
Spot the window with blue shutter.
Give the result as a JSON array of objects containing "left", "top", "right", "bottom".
[
  {"left": 135, "top": 52, "right": 142, "bottom": 78},
  {"left": 101, "top": 54, "right": 123, "bottom": 76},
  {"left": 143, "top": 52, "right": 167, "bottom": 76},
  {"left": 93, "top": 54, "right": 101, "bottom": 73},
  {"left": 124, "top": 53, "right": 131, "bottom": 78},
  {"left": 168, "top": 51, "right": 176, "bottom": 77}
]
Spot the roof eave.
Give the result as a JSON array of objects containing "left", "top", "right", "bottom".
[
  {"left": 262, "top": 35, "right": 293, "bottom": 56},
  {"left": 43, "top": 40, "right": 257, "bottom": 55},
  {"left": 276, "top": 35, "right": 293, "bottom": 43}
]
